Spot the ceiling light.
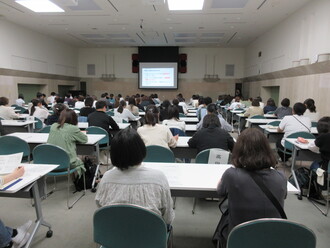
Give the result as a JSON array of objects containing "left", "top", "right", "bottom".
[
  {"left": 168, "top": 0, "right": 204, "bottom": 11},
  {"left": 16, "top": 0, "right": 64, "bottom": 13}
]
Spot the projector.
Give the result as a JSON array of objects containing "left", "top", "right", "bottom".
[{"left": 54, "top": 0, "right": 78, "bottom": 7}]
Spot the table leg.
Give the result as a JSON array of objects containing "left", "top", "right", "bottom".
[{"left": 290, "top": 146, "right": 301, "bottom": 197}]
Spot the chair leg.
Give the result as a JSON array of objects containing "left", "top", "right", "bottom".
[
  {"left": 192, "top": 198, "right": 197, "bottom": 214},
  {"left": 67, "top": 173, "right": 86, "bottom": 209},
  {"left": 172, "top": 197, "right": 176, "bottom": 209}
]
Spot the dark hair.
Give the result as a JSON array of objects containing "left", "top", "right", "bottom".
[
  {"left": 55, "top": 96, "right": 64, "bottom": 104},
  {"left": 251, "top": 98, "right": 260, "bottom": 107},
  {"left": 84, "top": 97, "right": 94, "bottom": 107},
  {"left": 317, "top": 117, "right": 330, "bottom": 134},
  {"left": 256, "top": 96, "right": 262, "bottom": 102},
  {"left": 207, "top": 103, "right": 217, "bottom": 114},
  {"left": 161, "top": 100, "right": 171, "bottom": 109},
  {"left": 30, "top": 99, "right": 41, "bottom": 116},
  {"left": 204, "top": 97, "right": 212, "bottom": 105},
  {"left": 293, "top": 102, "right": 306, "bottom": 116},
  {"left": 53, "top": 103, "right": 67, "bottom": 116},
  {"left": 145, "top": 105, "right": 159, "bottom": 126},
  {"left": 267, "top": 98, "right": 276, "bottom": 107},
  {"left": 78, "top": 95, "right": 84, "bottom": 101},
  {"left": 51, "top": 92, "right": 56, "bottom": 96},
  {"left": 0, "top": 97, "right": 9, "bottom": 106},
  {"left": 304, "top": 98, "right": 316, "bottom": 113},
  {"left": 110, "top": 128, "right": 146, "bottom": 170},
  {"left": 18, "top": 93, "right": 24, "bottom": 99},
  {"left": 281, "top": 98, "right": 290, "bottom": 107},
  {"left": 198, "top": 97, "right": 205, "bottom": 105},
  {"left": 36, "top": 92, "right": 43, "bottom": 98},
  {"left": 232, "top": 128, "right": 276, "bottom": 170},
  {"left": 203, "top": 113, "right": 221, "bottom": 128},
  {"left": 168, "top": 105, "right": 179, "bottom": 120},
  {"left": 117, "top": 100, "right": 127, "bottom": 114},
  {"left": 57, "top": 109, "right": 77, "bottom": 128},
  {"left": 96, "top": 100, "right": 107, "bottom": 110},
  {"left": 128, "top": 97, "right": 136, "bottom": 106},
  {"left": 172, "top": 98, "right": 179, "bottom": 106}
]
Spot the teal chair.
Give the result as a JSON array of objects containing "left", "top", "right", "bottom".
[
  {"left": 93, "top": 204, "right": 171, "bottom": 248},
  {"left": 0, "top": 136, "right": 31, "bottom": 162},
  {"left": 267, "top": 120, "right": 280, "bottom": 126},
  {"left": 38, "top": 126, "right": 51, "bottom": 133},
  {"left": 250, "top": 115, "right": 266, "bottom": 119},
  {"left": 32, "top": 144, "right": 86, "bottom": 209},
  {"left": 0, "top": 117, "right": 4, "bottom": 120},
  {"left": 34, "top": 117, "right": 43, "bottom": 131},
  {"left": 179, "top": 113, "right": 186, "bottom": 117},
  {"left": 144, "top": 145, "right": 175, "bottom": 163},
  {"left": 311, "top": 121, "right": 317, "bottom": 128},
  {"left": 86, "top": 126, "right": 110, "bottom": 164},
  {"left": 106, "top": 111, "right": 114, "bottom": 116},
  {"left": 12, "top": 105, "right": 27, "bottom": 114},
  {"left": 227, "top": 218, "right": 316, "bottom": 248}
]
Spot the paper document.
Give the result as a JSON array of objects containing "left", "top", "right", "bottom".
[{"left": 0, "top": 153, "right": 23, "bottom": 174}]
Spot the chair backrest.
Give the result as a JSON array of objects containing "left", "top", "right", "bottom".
[
  {"left": 179, "top": 113, "right": 186, "bottom": 117},
  {"left": 170, "top": 127, "right": 186, "bottom": 136},
  {"left": 86, "top": 126, "right": 109, "bottom": 146},
  {"left": 267, "top": 121, "right": 280, "bottom": 126},
  {"left": 0, "top": 117, "right": 4, "bottom": 120},
  {"left": 34, "top": 117, "right": 43, "bottom": 130},
  {"left": 38, "top": 125, "right": 51, "bottom": 133},
  {"left": 106, "top": 111, "right": 114, "bottom": 116},
  {"left": 144, "top": 145, "right": 175, "bottom": 163},
  {"left": 0, "top": 136, "right": 30, "bottom": 159},
  {"left": 195, "top": 148, "right": 229, "bottom": 164},
  {"left": 311, "top": 121, "right": 317, "bottom": 128},
  {"left": 266, "top": 111, "right": 275, "bottom": 114},
  {"left": 94, "top": 204, "right": 168, "bottom": 248},
  {"left": 33, "top": 144, "right": 70, "bottom": 171},
  {"left": 284, "top": 132, "right": 315, "bottom": 151},
  {"left": 78, "top": 116, "right": 88, "bottom": 122},
  {"left": 227, "top": 218, "right": 316, "bottom": 248},
  {"left": 250, "top": 115, "right": 265, "bottom": 119}
]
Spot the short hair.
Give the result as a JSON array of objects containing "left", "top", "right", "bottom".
[
  {"left": 51, "top": 92, "right": 56, "bottom": 96},
  {"left": 78, "top": 95, "right": 84, "bottom": 101},
  {"left": 162, "top": 100, "right": 171, "bottom": 109},
  {"left": 293, "top": 102, "right": 306, "bottom": 116},
  {"left": 55, "top": 96, "right": 64, "bottom": 104},
  {"left": 207, "top": 103, "right": 217, "bottom": 113},
  {"left": 0, "top": 97, "right": 9, "bottom": 106},
  {"left": 203, "top": 113, "right": 221, "bottom": 128},
  {"left": 84, "top": 97, "right": 94, "bottom": 107},
  {"left": 256, "top": 96, "right": 262, "bottom": 102},
  {"left": 57, "top": 109, "right": 78, "bottom": 128},
  {"left": 145, "top": 105, "right": 159, "bottom": 126},
  {"left": 317, "top": 117, "right": 330, "bottom": 134},
  {"left": 232, "top": 128, "right": 276, "bottom": 170},
  {"left": 53, "top": 103, "right": 67, "bottom": 116},
  {"left": 110, "top": 128, "right": 146, "bottom": 170},
  {"left": 18, "top": 93, "right": 24, "bottom": 99},
  {"left": 204, "top": 97, "right": 212, "bottom": 105},
  {"left": 281, "top": 98, "right": 290, "bottom": 107},
  {"left": 267, "top": 98, "right": 276, "bottom": 107},
  {"left": 172, "top": 98, "right": 179, "bottom": 106},
  {"left": 36, "top": 92, "right": 43, "bottom": 98},
  {"left": 95, "top": 100, "right": 107, "bottom": 110},
  {"left": 252, "top": 98, "right": 260, "bottom": 107},
  {"left": 168, "top": 105, "right": 179, "bottom": 120},
  {"left": 304, "top": 98, "right": 316, "bottom": 113}
]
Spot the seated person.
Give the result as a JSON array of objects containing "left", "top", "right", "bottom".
[
  {"left": 277, "top": 102, "right": 312, "bottom": 162},
  {"left": 126, "top": 97, "right": 139, "bottom": 116},
  {"left": 244, "top": 98, "right": 264, "bottom": 117},
  {"left": 197, "top": 104, "right": 232, "bottom": 132},
  {"left": 228, "top": 96, "right": 242, "bottom": 110},
  {"left": 172, "top": 98, "right": 185, "bottom": 115},
  {"left": 79, "top": 97, "right": 96, "bottom": 117},
  {"left": 159, "top": 100, "right": 171, "bottom": 122},
  {"left": 197, "top": 97, "right": 212, "bottom": 120},
  {"left": 275, "top": 98, "right": 292, "bottom": 119},
  {"left": 95, "top": 128, "right": 174, "bottom": 225},
  {"left": 114, "top": 100, "right": 139, "bottom": 122},
  {"left": 87, "top": 100, "right": 119, "bottom": 142},
  {"left": 162, "top": 105, "right": 186, "bottom": 132},
  {"left": 188, "top": 113, "right": 234, "bottom": 153},
  {"left": 304, "top": 98, "right": 319, "bottom": 122},
  {"left": 46, "top": 103, "right": 67, "bottom": 126},
  {"left": 263, "top": 98, "right": 277, "bottom": 114},
  {"left": 30, "top": 99, "right": 50, "bottom": 124},
  {"left": 74, "top": 95, "right": 85, "bottom": 109},
  {"left": 178, "top": 97, "right": 188, "bottom": 115},
  {"left": 15, "top": 94, "right": 25, "bottom": 107},
  {"left": 214, "top": 128, "right": 287, "bottom": 246},
  {"left": 137, "top": 105, "right": 178, "bottom": 149},
  {"left": 47, "top": 109, "right": 88, "bottom": 176},
  {"left": 0, "top": 97, "right": 19, "bottom": 120}
]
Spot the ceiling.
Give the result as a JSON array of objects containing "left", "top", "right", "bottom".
[{"left": 0, "top": 0, "right": 311, "bottom": 48}]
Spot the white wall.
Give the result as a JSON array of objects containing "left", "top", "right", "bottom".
[
  {"left": 0, "top": 20, "right": 78, "bottom": 76},
  {"left": 245, "top": 0, "right": 330, "bottom": 77}
]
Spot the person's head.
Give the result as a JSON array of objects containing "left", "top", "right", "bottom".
[
  {"left": 84, "top": 97, "right": 94, "bottom": 107},
  {"left": 251, "top": 98, "right": 260, "bottom": 107},
  {"left": 30, "top": 99, "right": 42, "bottom": 115},
  {"left": 145, "top": 105, "right": 159, "bottom": 126},
  {"left": 95, "top": 100, "right": 107, "bottom": 111},
  {"left": 168, "top": 105, "right": 180, "bottom": 120},
  {"left": 304, "top": 98, "right": 316, "bottom": 113},
  {"left": 57, "top": 109, "right": 78, "bottom": 128},
  {"left": 18, "top": 93, "right": 24, "bottom": 100},
  {"left": 110, "top": 128, "right": 146, "bottom": 170},
  {"left": 281, "top": 98, "right": 290, "bottom": 107},
  {"left": 51, "top": 92, "right": 56, "bottom": 96},
  {"left": 36, "top": 92, "right": 43, "bottom": 98},
  {"left": 117, "top": 100, "right": 127, "bottom": 114},
  {"left": 128, "top": 97, "right": 136, "bottom": 106},
  {"left": 78, "top": 95, "right": 84, "bottom": 102},
  {"left": 101, "top": 93, "right": 106, "bottom": 98},
  {"left": 172, "top": 98, "right": 179, "bottom": 106},
  {"left": 293, "top": 102, "right": 306, "bottom": 116},
  {"left": 162, "top": 100, "right": 171, "bottom": 109},
  {"left": 207, "top": 103, "right": 217, "bottom": 114},
  {"left": 198, "top": 97, "right": 205, "bottom": 105},
  {"left": 256, "top": 96, "right": 262, "bottom": 102},
  {"left": 0, "top": 97, "right": 9, "bottom": 106},
  {"left": 204, "top": 97, "right": 212, "bottom": 105},
  {"left": 232, "top": 128, "right": 276, "bottom": 170},
  {"left": 55, "top": 96, "right": 64, "bottom": 104},
  {"left": 202, "top": 113, "right": 221, "bottom": 128},
  {"left": 317, "top": 117, "right": 330, "bottom": 134},
  {"left": 53, "top": 103, "right": 67, "bottom": 116},
  {"left": 177, "top": 93, "right": 183, "bottom": 99},
  {"left": 109, "top": 93, "right": 114, "bottom": 98},
  {"left": 234, "top": 96, "right": 241, "bottom": 102},
  {"left": 267, "top": 98, "right": 276, "bottom": 107}
]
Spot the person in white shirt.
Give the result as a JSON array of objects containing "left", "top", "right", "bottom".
[
  {"left": 277, "top": 102, "right": 312, "bottom": 162},
  {"left": 30, "top": 99, "right": 50, "bottom": 124},
  {"left": 15, "top": 94, "right": 25, "bottom": 107},
  {"left": 74, "top": 95, "right": 85, "bottom": 109},
  {"left": 303, "top": 98, "right": 319, "bottom": 122},
  {"left": 178, "top": 97, "right": 188, "bottom": 115},
  {"left": 114, "top": 100, "right": 139, "bottom": 122},
  {"left": 228, "top": 96, "right": 242, "bottom": 110},
  {"left": 46, "top": 92, "right": 56, "bottom": 104},
  {"left": 162, "top": 105, "right": 186, "bottom": 132},
  {"left": 0, "top": 97, "right": 20, "bottom": 120}
]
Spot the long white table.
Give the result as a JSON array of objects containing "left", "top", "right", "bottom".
[
  {"left": 179, "top": 117, "right": 199, "bottom": 123},
  {"left": 143, "top": 162, "right": 299, "bottom": 197},
  {"left": 78, "top": 122, "right": 130, "bottom": 130},
  {"left": 171, "top": 136, "right": 197, "bottom": 159},
  {"left": 1, "top": 120, "right": 36, "bottom": 133},
  {"left": 0, "top": 163, "right": 59, "bottom": 248}
]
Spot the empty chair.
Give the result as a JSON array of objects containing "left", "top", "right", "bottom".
[
  {"left": 144, "top": 145, "right": 175, "bottom": 163},
  {"left": 38, "top": 125, "right": 51, "bottom": 133},
  {"left": 93, "top": 204, "right": 171, "bottom": 248},
  {"left": 195, "top": 148, "right": 230, "bottom": 164},
  {"left": 267, "top": 120, "right": 280, "bottom": 126},
  {"left": 34, "top": 117, "right": 43, "bottom": 131},
  {"left": 227, "top": 218, "right": 316, "bottom": 248},
  {"left": 32, "top": 144, "right": 86, "bottom": 209},
  {"left": 0, "top": 136, "right": 30, "bottom": 162}
]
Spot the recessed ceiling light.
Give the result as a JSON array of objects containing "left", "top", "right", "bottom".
[
  {"left": 168, "top": 0, "right": 204, "bottom": 11},
  {"left": 15, "top": 0, "right": 64, "bottom": 13}
]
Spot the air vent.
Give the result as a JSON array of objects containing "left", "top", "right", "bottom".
[
  {"left": 87, "top": 64, "right": 96, "bottom": 75},
  {"left": 225, "top": 64, "right": 235, "bottom": 76}
]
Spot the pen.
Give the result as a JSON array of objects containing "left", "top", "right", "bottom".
[{"left": 0, "top": 178, "right": 23, "bottom": 191}]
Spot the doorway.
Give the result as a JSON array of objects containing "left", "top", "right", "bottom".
[{"left": 261, "top": 86, "right": 280, "bottom": 106}]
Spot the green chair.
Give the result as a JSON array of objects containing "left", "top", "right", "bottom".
[
  {"left": 0, "top": 117, "right": 4, "bottom": 120},
  {"left": 266, "top": 111, "right": 275, "bottom": 114},
  {"left": 250, "top": 115, "right": 266, "bottom": 119},
  {"left": 32, "top": 144, "right": 86, "bottom": 209},
  {"left": 0, "top": 136, "right": 31, "bottom": 162},
  {"left": 227, "top": 218, "right": 316, "bottom": 248},
  {"left": 12, "top": 105, "right": 27, "bottom": 114},
  {"left": 93, "top": 204, "right": 171, "bottom": 248},
  {"left": 179, "top": 113, "right": 186, "bottom": 117},
  {"left": 34, "top": 117, "right": 43, "bottom": 131},
  {"left": 144, "top": 145, "right": 175, "bottom": 163},
  {"left": 106, "top": 111, "right": 114, "bottom": 116},
  {"left": 38, "top": 125, "right": 51, "bottom": 133},
  {"left": 311, "top": 121, "right": 317, "bottom": 128},
  {"left": 86, "top": 126, "right": 110, "bottom": 164},
  {"left": 267, "top": 120, "right": 280, "bottom": 126}
]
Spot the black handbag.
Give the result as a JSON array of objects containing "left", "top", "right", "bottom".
[{"left": 212, "top": 197, "right": 229, "bottom": 248}]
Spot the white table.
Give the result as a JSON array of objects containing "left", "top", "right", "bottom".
[
  {"left": 179, "top": 117, "right": 199, "bottom": 123},
  {"left": 0, "top": 163, "right": 59, "bottom": 248},
  {"left": 78, "top": 122, "right": 130, "bottom": 130},
  {"left": 186, "top": 112, "right": 197, "bottom": 117},
  {"left": 143, "top": 162, "right": 299, "bottom": 197},
  {"left": 139, "top": 111, "right": 145, "bottom": 116},
  {"left": 1, "top": 120, "right": 36, "bottom": 133},
  {"left": 171, "top": 136, "right": 197, "bottom": 159},
  {"left": 187, "top": 109, "right": 197, "bottom": 113},
  {"left": 246, "top": 118, "right": 276, "bottom": 128},
  {"left": 185, "top": 124, "right": 197, "bottom": 132}
]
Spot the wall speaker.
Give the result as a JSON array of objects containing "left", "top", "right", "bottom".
[
  {"left": 179, "top": 54, "right": 187, "bottom": 73},
  {"left": 132, "top": 54, "right": 139, "bottom": 73}
]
